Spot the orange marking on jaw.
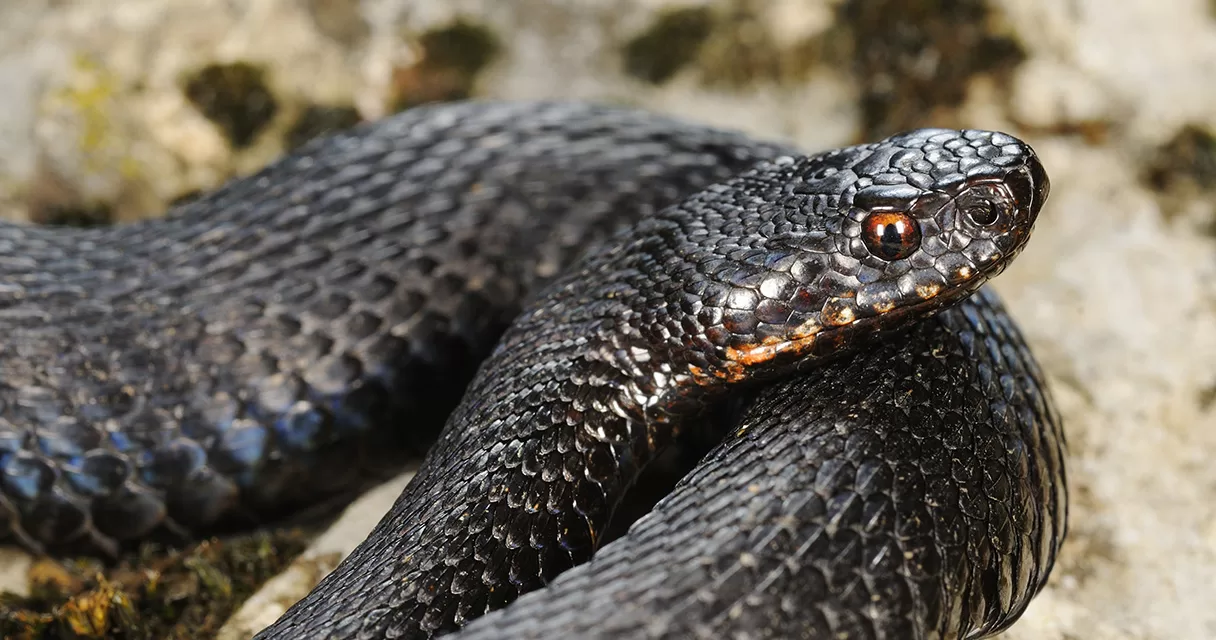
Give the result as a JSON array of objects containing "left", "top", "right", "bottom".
[
  {"left": 723, "top": 322, "right": 823, "bottom": 368},
  {"left": 916, "top": 282, "right": 942, "bottom": 300},
  {"left": 689, "top": 361, "right": 747, "bottom": 383},
  {"left": 689, "top": 322, "right": 825, "bottom": 384},
  {"left": 871, "top": 299, "right": 896, "bottom": 314},
  {"left": 820, "top": 297, "right": 857, "bottom": 327},
  {"left": 726, "top": 334, "right": 819, "bottom": 366}
]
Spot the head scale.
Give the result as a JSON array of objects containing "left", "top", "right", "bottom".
[{"left": 709, "top": 127, "right": 1048, "bottom": 375}]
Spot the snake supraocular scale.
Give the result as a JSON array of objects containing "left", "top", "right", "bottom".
[{"left": 0, "top": 101, "right": 1065, "bottom": 639}]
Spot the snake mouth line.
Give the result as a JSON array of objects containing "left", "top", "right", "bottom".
[
  {"left": 725, "top": 325, "right": 821, "bottom": 368},
  {"left": 700, "top": 278, "right": 988, "bottom": 384}
]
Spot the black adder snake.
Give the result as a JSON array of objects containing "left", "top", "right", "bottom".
[{"left": 0, "top": 101, "right": 1065, "bottom": 639}]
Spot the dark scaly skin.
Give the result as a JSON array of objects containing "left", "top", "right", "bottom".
[
  {"left": 251, "top": 110, "right": 1055, "bottom": 637},
  {"left": 0, "top": 102, "right": 788, "bottom": 554},
  {"left": 450, "top": 289, "right": 1067, "bottom": 640},
  {"left": 0, "top": 101, "right": 1063, "bottom": 639}
]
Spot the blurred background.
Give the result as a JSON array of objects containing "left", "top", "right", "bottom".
[{"left": 1, "top": 1, "right": 1215, "bottom": 638}]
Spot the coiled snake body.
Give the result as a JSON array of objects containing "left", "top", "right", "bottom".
[{"left": 0, "top": 101, "right": 1065, "bottom": 639}]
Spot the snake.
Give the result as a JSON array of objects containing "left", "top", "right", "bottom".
[{"left": 0, "top": 100, "right": 1065, "bottom": 639}]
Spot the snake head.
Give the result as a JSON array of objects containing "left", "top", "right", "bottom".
[
  {"left": 830, "top": 127, "right": 1048, "bottom": 313},
  {"left": 687, "top": 127, "right": 1049, "bottom": 379}
]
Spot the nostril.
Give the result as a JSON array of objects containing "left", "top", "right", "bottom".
[
  {"left": 1032, "top": 158, "right": 1051, "bottom": 212},
  {"left": 1006, "top": 166, "right": 1036, "bottom": 212},
  {"left": 964, "top": 201, "right": 1000, "bottom": 226}
]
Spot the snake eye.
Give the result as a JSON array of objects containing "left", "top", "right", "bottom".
[{"left": 862, "top": 211, "right": 921, "bottom": 261}]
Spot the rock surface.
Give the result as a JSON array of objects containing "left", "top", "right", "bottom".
[{"left": 3, "top": 0, "right": 1216, "bottom": 638}]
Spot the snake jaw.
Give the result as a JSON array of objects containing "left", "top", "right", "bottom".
[
  {"left": 724, "top": 335, "right": 817, "bottom": 369},
  {"left": 719, "top": 318, "right": 824, "bottom": 372},
  {"left": 916, "top": 282, "right": 943, "bottom": 300},
  {"left": 663, "top": 129, "right": 1049, "bottom": 399}
]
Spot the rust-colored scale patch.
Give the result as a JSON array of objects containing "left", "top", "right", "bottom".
[
  {"left": 820, "top": 297, "right": 858, "bottom": 327},
  {"left": 725, "top": 332, "right": 820, "bottom": 367},
  {"left": 687, "top": 324, "right": 826, "bottom": 385},
  {"left": 687, "top": 364, "right": 741, "bottom": 384},
  {"left": 691, "top": 289, "right": 968, "bottom": 386}
]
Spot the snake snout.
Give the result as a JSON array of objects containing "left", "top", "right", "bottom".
[
  {"left": 975, "top": 150, "right": 1050, "bottom": 273},
  {"left": 688, "top": 130, "right": 1049, "bottom": 381},
  {"left": 1003, "top": 154, "right": 1049, "bottom": 223}
]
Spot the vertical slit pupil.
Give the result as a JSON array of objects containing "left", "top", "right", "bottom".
[{"left": 882, "top": 221, "right": 906, "bottom": 253}]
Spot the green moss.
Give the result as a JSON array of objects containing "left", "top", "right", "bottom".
[
  {"left": 418, "top": 20, "right": 502, "bottom": 78},
  {"left": 286, "top": 104, "right": 363, "bottom": 149},
  {"left": 1200, "top": 384, "right": 1216, "bottom": 411},
  {"left": 60, "top": 55, "right": 122, "bottom": 161},
  {"left": 834, "top": 0, "right": 1026, "bottom": 139},
  {"left": 390, "top": 19, "right": 502, "bottom": 111},
  {"left": 1143, "top": 125, "right": 1216, "bottom": 234},
  {"left": 183, "top": 63, "right": 279, "bottom": 149},
  {"left": 1145, "top": 125, "right": 1216, "bottom": 193},
  {"left": 167, "top": 189, "right": 203, "bottom": 208},
  {"left": 697, "top": 2, "right": 831, "bottom": 89},
  {"left": 622, "top": 7, "right": 714, "bottom": 84},
  {"left": 34, "top": 202, "right": 114, "bottom": 227},
  {"left": 0, "top": 531, "right": 308, "bottom": 640},
  {"left": 618, "top": 2, "right": 837, "bottom": 90}
]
